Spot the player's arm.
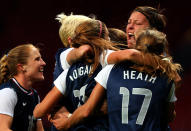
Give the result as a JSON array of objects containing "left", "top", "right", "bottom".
[
  {"left": 0, "top": 88, "right": 17, "bottom": 131},
  {"left": 36, "top": 119, "right": 44, "bottom": 131},
  {"left": 34, "top": 69, "right": 69, "bottom": 118},
  {"left": 51, "top": 83, "right": 106, "bottom": 130},
  {"left": 51, "top": 64, "right": 112, "bottom": 130},
  {"left": 66, "top": 45, "right": 93, "bottom": 65},
  {"left": 49, "top": 106, "right": 70, "bottom": 120},
  {"left": 107, "top": 49, "right": 141, "bottom": 64},
  {"left": 33, "top": 86, "right": 63, "bottom": 118},
  {"left": 99, "top": 99, "right": 108, "bottom": 115},
  {"left": 0, "top": 114, "right": 13, "bottom": 131},
  {"left": 107, "top": 49, "right": 152, "bottom": 66},
  {"left": 107, "top": 49, "right": 163, "bottom": 68}
]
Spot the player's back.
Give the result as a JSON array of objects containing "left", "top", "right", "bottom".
[
  {"left": 65, "top": 62, "right": 108, "bottom": 131},
  {"left": 65, "top": 62, "right": 102, "bottom": 111},
  {"left": 106, "top": 62, "right": 172, "bottom": 131}
]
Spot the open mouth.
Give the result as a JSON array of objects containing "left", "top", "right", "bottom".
[
  {"left": 128, "top": 32, "right": 135, "bottom": 39},
  {"left": 127, "top": 32, "right": 136, "bottom": 48},
  {"left": 39, "top": 68, "right": 44, "bottom": 72}
]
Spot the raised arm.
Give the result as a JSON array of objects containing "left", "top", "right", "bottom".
[
  {"left": 107, "top": 48, "right": 157, "bottom": 67},
  {"left": 107, "top": 49, "right": 174, "bottom": 70},
  {"left": 66, "top": 45, "right": 93, "bottom": 65},
  {"left": 67, "top": 47, "right": 158, "bottom": 69},
  {"left": 107, "top": 49, "right": 141, "bottom": 64}
]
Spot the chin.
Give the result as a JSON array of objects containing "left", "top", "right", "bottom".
[
  {"left": 34, "top": 76, "right": 45, "bottom": 82},
  {"left": 38, "top": 73, "right": 45, "bottom": 80},
  {"left": 39, "top": 76, "right": 45, "bottom": 81}
]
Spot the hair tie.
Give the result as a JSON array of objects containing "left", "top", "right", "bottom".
[{"left": 98, "top": 21, "right": 102, "bottom": 37}]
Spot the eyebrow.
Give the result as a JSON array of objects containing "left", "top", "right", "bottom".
[{"left": 128, "top": 19, "right": 144, "bottom": 23}]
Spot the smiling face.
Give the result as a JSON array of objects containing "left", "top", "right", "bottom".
[
  {"left": 23, "top": 47, "right": 46, "bottom": 82},
  {"left": 126, "top": 11, "right": 150, "bottom": 49}
]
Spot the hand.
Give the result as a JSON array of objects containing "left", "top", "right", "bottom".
[
  {"left": 50, "top": 113, "right": 69, "bottom": 131},
  {"left": 77, "top": 45, "right": 93, "bottom": 60},
  {"left": 49, "top": 106, "right": 70, "bottom": 120},
  {"left": 68, "top": 44, "right": 94, "bottom": 65}
]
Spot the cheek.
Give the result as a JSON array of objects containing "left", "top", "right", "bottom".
[
  {"left": 135, "top": 26, "right": 143, "bottom": 31},
  {"left": 134, "top": 25, "right": 148, "bottom": 33},
  {"left": 27, "top": 64, "right": 38, "bottom": 73},
  {"left": 26, "top": 67, "right": 35, "bottom": 75},
  {"left": 126, "top": 25, "right": 128, "bottom": 31}
]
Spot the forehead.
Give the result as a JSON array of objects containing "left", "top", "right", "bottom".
[
  {"left": 129, "top": 11, "right": 148, "bottom": 21},
  {"left": 28, "top": 47, "right": 40, "bottom": 58}
]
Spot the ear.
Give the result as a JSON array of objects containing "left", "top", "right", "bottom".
[{"left": 17, "top": 64, "right": 26, "bottom": 72}]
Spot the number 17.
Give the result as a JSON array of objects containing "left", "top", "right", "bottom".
[{"left": 120, "top": 87, "right": 152, "bottom": 125}]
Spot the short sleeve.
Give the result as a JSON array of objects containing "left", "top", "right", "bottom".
[
  {"left": 60, "top": 48, "right": 74, "bottom": 70},
  {"left": 100, "top": 50, "right": 115, "bottom": 68},
  {"left": 0, "top": 88, "right": 17, "bottom": 117},
  {"left": 94, "top": 64, "right": 114, "bottom": 89},
  {"left": 54, "top": 69, "right": 69, "bottom": 95}
]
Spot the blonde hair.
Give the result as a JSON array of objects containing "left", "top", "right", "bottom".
[
  {"left": 135, "top": 28, "right": 168, "bottom": 55},
  {"left": 71, "top": 20, "right": 119, "bottom": 75},
  {"left": 0, "top": 44, "right": 37, "bottom": 84},
  {"left": 56, "top": 13, "right": 94, "bottom": 47},
  {"left": 133, "top": 29, "right": 182, "bottom": 81}
]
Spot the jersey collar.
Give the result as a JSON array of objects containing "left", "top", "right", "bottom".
[{"left": 12, "top": 78, "right": 33, "bottom": 95}]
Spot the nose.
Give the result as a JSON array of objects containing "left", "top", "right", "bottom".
[
  {"left": 126, "top": 23, "right": 134, "bottom": 31},
  {"left": 41, "top": 59, "right": 46, "bottom": 66}
]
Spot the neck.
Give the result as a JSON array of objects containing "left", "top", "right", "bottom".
[{"left": 13, "top": 75, "right": 32, "bottom": 90}]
